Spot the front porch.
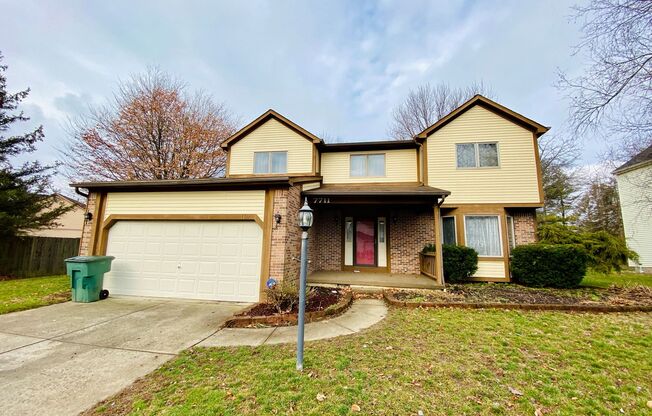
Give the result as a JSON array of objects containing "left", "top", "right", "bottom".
[
  {"left": 303, "top": 183, "right": 450, "bottom": 287},
  {"left": 308, "top": 270, "right": 442, "bottom": 289}
]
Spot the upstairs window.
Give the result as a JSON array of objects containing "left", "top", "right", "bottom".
[
  {"left": 350, "top": 154, "right": 385, "bottom": 177},
  {"left": 456, "top": 142, "right": 499, "bottom": 168},
  {"left": 254, "top": 151, "right": 287, "bottom": 174}
]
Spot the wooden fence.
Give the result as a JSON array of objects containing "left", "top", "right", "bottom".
[{"left": 0, "top": 236, "right": 80, "bottom": 277}]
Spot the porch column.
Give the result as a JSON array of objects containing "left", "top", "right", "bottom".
[{"left": 433, "top": 204, "right": 445, "bottom": 285}]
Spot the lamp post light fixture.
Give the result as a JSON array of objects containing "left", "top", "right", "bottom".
[{"left": 296, "top": 198, "right": 314, "bottom": 371}]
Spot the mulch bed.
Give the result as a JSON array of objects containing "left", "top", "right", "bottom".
[
  {"left": 386, "top": 283, "right": 652, "bottom": 312},
  {"left": 225, "top": 287, "right": 352, "bottom": 328},
  {"left": 240, "top": 286, "right": 343, "bottom": 317}
]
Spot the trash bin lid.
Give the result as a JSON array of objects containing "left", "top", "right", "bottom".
[{"left": 64, "top": 256, "right": 116, "bottom": 263}]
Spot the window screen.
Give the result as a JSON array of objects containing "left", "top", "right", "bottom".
[
  {"left": 253, "top": 151, "right": 287, "bottom": 173},
  {"left": 456, "top": 144, "right": 476, "bottom": 168},
  {"left": 478, "top": 143, "right": 498, "bottom": 167},
  {"left": 350, "top": 154, "right": 385, "bottom": 177},
  {"left": 442, "top": 217, "right": 456, "bottom": 245},
  {"left": 464, "top": 216, "right": 502, "bottom": 257}
]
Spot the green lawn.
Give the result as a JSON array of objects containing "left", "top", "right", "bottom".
[
  {"left": 89, "top": 307, "right": 652, "bottom": 416},
  {"left": 581, "top": 270, "right": 652, "bottom": 288},
  {"left": 0, "top": 275, "right": 70, "bottom": 315}
]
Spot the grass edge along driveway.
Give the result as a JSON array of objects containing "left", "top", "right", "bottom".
[{"left": 0, "top": 275, "right": 70, "bottom": 315}]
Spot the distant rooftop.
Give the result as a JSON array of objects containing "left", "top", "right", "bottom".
[{"left": 614, "top": 143, "right": 652, "bottom": 174}]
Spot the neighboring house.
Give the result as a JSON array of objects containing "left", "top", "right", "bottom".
[
  {"left": 614, "top": 144, "right": 652, "bottom": 273},
  {"left": 72, "top": 95, "right": 548, "bottom": 302},
  {"left": 27, "top": 193, "right": 85, "bottom": 239}
]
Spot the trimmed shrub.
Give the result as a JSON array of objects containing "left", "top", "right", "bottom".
[
  {"left": 537, "top": 223, "right": 637, "bottom": 273},
  {"left": 442, "top": 244, "right": 478, "bottom": 283},
  {"left": 511, "top": 244, "right": 588, "bottom": 288}
]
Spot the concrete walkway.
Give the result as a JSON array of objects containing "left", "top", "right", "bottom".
[
  {"left": 0, "top": 297, "right": 249, "bottom": 416},
  {"left": 199, "top": 299, "right": 388, "bottom": 347}
]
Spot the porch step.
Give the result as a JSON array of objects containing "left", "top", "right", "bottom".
[{"left": 308, "top": 282, "right": 446, "bottom": 294}]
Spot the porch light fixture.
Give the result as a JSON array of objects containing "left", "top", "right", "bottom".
[
  {"left": 298, "top": 198, "right": 314, "bottom": 231},
  {"left": 84, "top": 212, "right": 93, "bottom": 221},
  {"left": 274, "top": 213, "right": 282, "bottom": 226},
  {"left": 296, "top": 198, "right": 313, "bottom": 371}
]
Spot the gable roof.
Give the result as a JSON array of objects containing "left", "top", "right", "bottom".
[
  {"left": 220, "top": 109, "right": 323, "bottom": 149},
  {"left": 613, "top": 143, "right": 652, "bottom": 175},
  {"left": 54, "top": 193, "right": 86, "bottom": 209},
  {"left": 416, "top": 95, "right": 550, "bottom": 140}
]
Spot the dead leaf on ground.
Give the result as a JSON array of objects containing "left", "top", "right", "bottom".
[
  {"left": 351, "top": 404, "right": 361, "bottom": 412},
  {"left": 508, "top": 386, "right": 523, "bottom": 396},
  {"left": 316, "top": 393, "right": 326, "bottom": 402},
  {"left": 535, "top": 408, "right": 544, "bottom": 416}
]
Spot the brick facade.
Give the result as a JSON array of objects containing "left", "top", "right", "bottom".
[
  {"left": 308, "top": 207, "right": 342, "bottom": 273},
  {"left": 306, "top": 205, "right": 434, "bottom": 275},
  {"left": 389, "top": 207, "right": 435, "bottom": 274},
  {"left": 78, "top": 192, "right": 97, "bottom": 256},
  {"left": 269, "top": 186, "right": 303, "bottom": 283},
  {"left": 508, "top": 208, "right": 537, "bottom": 246}
]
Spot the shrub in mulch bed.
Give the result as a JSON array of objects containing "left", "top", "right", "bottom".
[
  {"left": 224, "top": 287, "right": 352, "bottom": 328},
  {"left": 385, "top": 284, "right": 652, "bottom": 312}
]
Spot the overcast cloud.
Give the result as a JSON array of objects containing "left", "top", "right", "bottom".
[{"left": 1, "top": 0, "right": 592, "bottom": 190}]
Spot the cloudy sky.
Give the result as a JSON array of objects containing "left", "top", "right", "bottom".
[{"left": 1, "top": 0, "right": 592, "bottom": 189}]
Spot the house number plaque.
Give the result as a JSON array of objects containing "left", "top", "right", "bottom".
[{"left": 311, "top": 197, "right": 331, "bottom": 204}]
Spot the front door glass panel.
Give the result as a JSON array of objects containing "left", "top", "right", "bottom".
[{"left": 355, "top": 219, "right": 375, "bottom": 266}]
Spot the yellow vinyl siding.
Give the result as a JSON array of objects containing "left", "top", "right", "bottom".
[
  {"left": 229, "top": 118, "right": 314, "bottom": 175},
  {"left": 426, "top": 105, "right": 541, "bottom": 204},
  {"left": 302, "top": 182, "right": 321, "bottom": 191},
  {"left": 473, "top": 261, "right": 507, "bottom": 279},
  {"left": 104, "top": 190, "right": 266, "bottom": 222},
  {"left": 321, "top": 149, "right": 418, "bottom": 184}
]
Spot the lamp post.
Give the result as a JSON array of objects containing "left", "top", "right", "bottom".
[{"left": 296, "top": 198, "right": 314, "bottom": 371}]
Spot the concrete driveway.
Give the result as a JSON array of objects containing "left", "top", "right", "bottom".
[{"left": 0, "top": 296, "right": 249, "bottom": 416}]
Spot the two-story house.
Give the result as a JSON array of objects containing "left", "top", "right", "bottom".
[{"left": 73, "top": 95, "right": 548, "bottom": 302}]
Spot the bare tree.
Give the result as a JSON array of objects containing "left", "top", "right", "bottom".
[
  {"left": 537, "top": 134, "right": 582, "bottom": 220},
  {"left": 389, "top": 81, "right": 494, "bottom": 139},
  {"left": 558, "top": 0, "right": 652, "bottom": 154},
  {"left": 63, "top": 68, "right": 237, "bottom": 181},
  {"left": 576, "top": 170, "right": 624, "bottom": 236}
]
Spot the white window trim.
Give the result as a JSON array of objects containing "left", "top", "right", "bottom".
[
  {"left": 456, "top": 142, "right": 500, "bottom": 169},
  {"left": 463, "top": 214, "right": 504, "bottom": 258},
  {"left": 440, "top": 215, "right": 457, "bottom": 245},
  {"left": 349, "top": 153, "right": 386, "bottom": 178},
  {"left": 253, "top": 151, "right": 288, "bottom": 174}
]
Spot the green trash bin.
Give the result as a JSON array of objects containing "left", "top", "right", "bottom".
[{"left": 64, "top": 256, "right": 115, "bottom": 303}]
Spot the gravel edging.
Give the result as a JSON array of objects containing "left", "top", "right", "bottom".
[
  {"left": 383, "top": 290, "right": 652, "bottom": 313},
  {"left": 224, "top": 291, "right": 353, "bottom": 328}
]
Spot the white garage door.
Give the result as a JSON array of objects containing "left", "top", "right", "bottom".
[{"left": 104, "top": 220, "right": 262, "bottom": 302}]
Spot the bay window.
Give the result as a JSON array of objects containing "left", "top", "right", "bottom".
[
  {"left": 464, "top": 215, "right": 502, "bottom": 257},
  {"left": 441, "top": 216, "right": 457, "bottom": 245}
]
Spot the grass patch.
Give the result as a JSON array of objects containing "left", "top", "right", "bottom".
[
  {"left": 87, "top": 308, "right": 652, "bottom": 415},
  {"left": 0, "top": 275, "right": 70, "bottom": 314},
  {"left": 581, "top": 270, "right": 652, "bottom": 288}
]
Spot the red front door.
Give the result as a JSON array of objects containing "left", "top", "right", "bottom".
[{"left": 355, "top": 219, "right": 376, "bottom": 266}]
